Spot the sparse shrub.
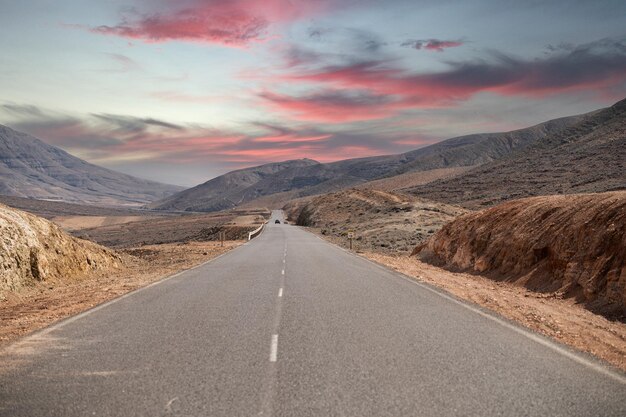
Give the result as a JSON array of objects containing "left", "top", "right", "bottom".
[{"left": 296, "top": 205, "right": 314, "bottom": 227}]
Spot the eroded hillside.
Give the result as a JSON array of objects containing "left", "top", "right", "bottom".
[
  {"left": 285, "top": 189, "right": 467, "bottom": 254},
  {"left": 414, "top": 192, "right": 626, "bottom": 318},
  {"left": 0, "top": 204, "right": 121, "bottom": 295}
]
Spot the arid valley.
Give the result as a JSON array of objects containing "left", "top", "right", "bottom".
[{"left": 1, "top": 2, "right": 625, "bottom": 415}]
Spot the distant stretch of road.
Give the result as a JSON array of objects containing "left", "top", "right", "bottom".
[{"left": 1, "top": 210, "right": 624, "bottom": 416}]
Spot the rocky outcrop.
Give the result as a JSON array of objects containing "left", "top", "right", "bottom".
[
  {"left": 0, "top": 204, "right": 121, "bottom": 295},
  {"left": 415, "top": 192, "right": 626, "bottom": 318}
]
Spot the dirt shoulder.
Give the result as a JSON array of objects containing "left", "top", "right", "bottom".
[
  {"left": 0, "top": 241, "right": 242, "bottom": 347},
  {"left": 313, "top": 230, "right": 626, "bottom": 372}
]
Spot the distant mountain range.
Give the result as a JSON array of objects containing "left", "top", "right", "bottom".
[
  {"left": 406, "top": 98, "right": 626, "bottom": 208},
  {"left": 148, "top": 159, "right": 320, "bottom": 212},
  {"left": 4, "top": 98, "right": 623, "bottom": 212},
  {"left": 0, "top": 124, "right": 183, "bottom": 206},
  {"left": 150, "top": 109, "right": 588, "bottom": 212}
]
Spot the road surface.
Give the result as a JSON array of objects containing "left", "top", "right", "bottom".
[{"left": 1, "top": 210, "right": 625, "bottom": 416}]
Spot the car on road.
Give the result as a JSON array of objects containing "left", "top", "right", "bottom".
[{"left": 275, "top": 219, "right": 280, "bottom": 224}]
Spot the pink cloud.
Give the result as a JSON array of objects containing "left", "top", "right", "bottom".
[
  {"left": 278, "top": 38, "right": 626, "bottom": 107},
  {"left": 252, "top": 133, "right": 331, "bottom": 143},
  {"left": 259, "top": 90, "right": 405, "bottom": 123},
  {"left": 90, "top": 0, "right": 330, "bottom": 47},
  {"left": 282, "top": 61, "right": 477, "bottom": 108},
  {"left": 4, "top": 104, "right": 400, "bottom": 168}
]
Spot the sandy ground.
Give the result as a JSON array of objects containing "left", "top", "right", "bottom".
[
  {"left": 317, "top": 231, "right": 626, "bottom": 372},
  {"left": 0, "top": 241, "right": 242, "bottom": 347},
  {"left": 51, "top": 215, "right": 155, "bottom": 231}
]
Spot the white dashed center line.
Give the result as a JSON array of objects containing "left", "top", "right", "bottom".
[
  {"left": 270, "top": 334, "right": 279, "bottom": 362},
  {"left": 278, "top": 288, "right": 283, "bottom": 297}
]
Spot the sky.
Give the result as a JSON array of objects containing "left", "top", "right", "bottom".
[{"left": 1, "top": 0, "right": 625, "bottom": 187}]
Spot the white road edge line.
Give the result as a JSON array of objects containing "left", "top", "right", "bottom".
[
  {"left": 1, "top": 243, "right": 243, "bottom": 348},
  {"left": 270, "top": 334, "right": 279, "bottom": 362},
  {"left": 278, "top": 288, "right": 283, "bottom": 297},
  {"left": 307, "top": 230, "right": 626, "bottom": 385}
]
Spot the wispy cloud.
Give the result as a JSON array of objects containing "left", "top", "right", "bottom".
[
  {"left": 278, "top": 37, "right": 626, "bottom": 107},
  {"left": 1, "top": 103, "right": 426, "bottom": 169},
  {"left": 259, "top": 90, "right": 403, "bottom": 123},
  {"left": 401, "top": 38, "right": 464, "bottom": 52},
  {"left": 105, "top": 53, "right": 142, "bottom": 72}
]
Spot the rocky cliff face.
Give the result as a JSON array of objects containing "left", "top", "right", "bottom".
[
  {"left": 0, "top": 204, "right": 121, "bottom": 295},
  {"left": 415, "top": 192, "right": 626, "bottom": 318}
]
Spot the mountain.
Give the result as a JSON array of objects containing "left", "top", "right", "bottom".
[
  {"left": 405, "top": 98, "right": 626, "bottom": 208},
  {"left": 151, "top": 111, "right": 587, "bottom": 212},
  {"left": 148, "top": 159, "right": 320, "bottom": 212},
  {"left": 0, "top": 125, "right": 183, "bottom": 206}
]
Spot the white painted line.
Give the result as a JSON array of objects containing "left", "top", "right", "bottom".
[
  {"left": 278, "top": 288, "right": 283, "bottom": 297},
  {"left": 281, "top": 269, "right": 285, "bottom": 275},
  {"left": 270, "top": 334, "right": 278, "bottom": 362},
  {"left": 306, "top": 230, "right": 626, "bottom": 384},
  {"left": 0, "top": 243, "right": 244, "bottom": 350}
]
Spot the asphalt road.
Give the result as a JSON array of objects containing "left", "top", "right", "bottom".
[{"left": 1, "top": 210, "right": 625, "bottom": 416}]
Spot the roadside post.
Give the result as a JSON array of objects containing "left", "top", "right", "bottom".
[
  {"left": 347, "top": 230, "right": 355, "bottom": 250},
  {"left": 220, "top": 231, "right": 225, "bottom": 246}
]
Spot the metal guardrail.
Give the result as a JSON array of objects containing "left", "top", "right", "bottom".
[{"left": 248, "top": 222, "right": 267, "bottom": 241}]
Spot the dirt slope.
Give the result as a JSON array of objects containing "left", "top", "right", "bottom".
[
  {"left": 285, "top": 189, "right": 467, "bottom": 254},
  {"left": 0, "top": 204, "right": 120, "bottom": 296},
  {"left": 415, "top": 192, "right": 626, "bottom": 319}
]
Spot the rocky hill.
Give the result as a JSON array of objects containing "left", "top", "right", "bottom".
[
  {"left": 414, "top": 192, "right": 626, "bottom": 319},
  {"left": 150, "top": 112, "right": 586, "bottom": 212},
  {"left": 284, "top": 189, "right": 467, "bottom": 254},
  {"left": 0, "top": 203, "right": 121, "bottom": 296},
  {"left": 148, "top": 159, "right": 320, "bottom": 212},
  {"left": 406, "top": 98, "right": 626, "bottom": 208},
  {"left": 0, "top": 125, "right": 183, "bottom": 206}
]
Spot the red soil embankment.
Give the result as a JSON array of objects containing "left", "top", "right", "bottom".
[{"left": 414, "top": 192, "right": 626, "bottom": 319}]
